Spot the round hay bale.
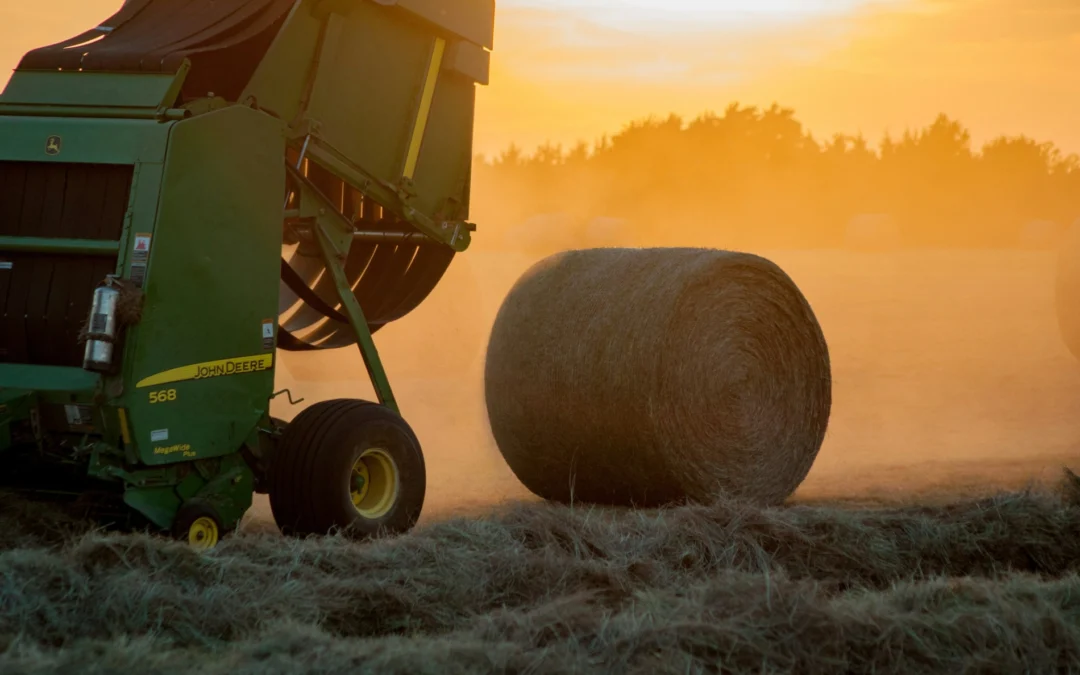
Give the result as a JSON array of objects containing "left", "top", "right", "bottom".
[
  {"left": 844, "top": 213, "right": 899, "bottom": 252},
  {"left": 483, "top": 247, "right": 832, "bottom": 507},
  {"left": 1055, "top": 218, "right": 1080, "bottom": 361}
]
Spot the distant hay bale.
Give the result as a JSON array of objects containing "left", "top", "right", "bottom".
[
  {"left": 844, "top": 214, "right": 899, "bottom": 252},
  {"left": 1018, "top": 219, "right": 1062, "bottom": 250},
  {"left": 483, "top": 247, "right": 832, "bottom": 508},
  {"left": 1055, "top": 218, "right": 1080, "bottom": 361}
]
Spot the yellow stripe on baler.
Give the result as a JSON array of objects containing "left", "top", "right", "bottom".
[
  {"left": 117, "top": 407, "right": 132, "bottom": 445},
  {"left": 403, "top": 36, "right": 446, "bottom": 180},
  {"left": 136, "top": 353, "right": 274, "bottom": 388}
]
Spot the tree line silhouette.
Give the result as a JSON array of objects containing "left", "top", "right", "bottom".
[{"left": 470, "top": 103, "right": 1080, "bottom": 249}]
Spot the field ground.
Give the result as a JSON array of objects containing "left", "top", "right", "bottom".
[
  {"left": 3, "top": 481, "right": 1079, "bottom": 673},
  {"left": 4, "top": 247, "right": 1080, "bottom": 673}
]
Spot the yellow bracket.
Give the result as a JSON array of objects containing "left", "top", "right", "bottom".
[
  {"left": 117, "top": 407, "right": 133, "bottom": 445},
  {"left": 403, "top": 37, "right": 446, "bottom": 180}
]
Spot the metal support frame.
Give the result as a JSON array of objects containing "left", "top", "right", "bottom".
[
  {"left": 286, "top": 162, "right": 399, "bottom": 414},
  {"left": 283, "top": 216, "right": 438, "bottom": 246},
  {"left": 0, "top": 105, "right": 188, "bottom": 120},
  {"left": 285, "top": 131, "right": 475, "bottom": 252},
  {"left": 313, "top": 226, "right": 399, "bottom": 414},
  {"left": 0, "top": 236, "right": 121, "bottom": 256}
]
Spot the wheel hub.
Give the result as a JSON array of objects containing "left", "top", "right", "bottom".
[
  {"left": 188, "top": 516, "right": 219, "bottom": 550},
  {"left": 350, "top": 448, "right": 399, "bottom": 519}
]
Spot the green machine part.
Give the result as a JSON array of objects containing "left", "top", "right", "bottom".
[{"left": 0, "top": 0, "right": 495, "bottom": 539}]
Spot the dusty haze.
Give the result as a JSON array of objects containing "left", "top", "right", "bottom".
[
  {"left": 259, "top": 227, "right": 1080, "bottom": 527},
  {"left": 260, "top": 107, "right": 1080, "bottom": 526},
  {"left": 2, "top": 0, "right": 1078, "bottom": 528}
]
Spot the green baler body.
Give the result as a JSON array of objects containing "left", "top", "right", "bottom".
[{"left": 0, "top": 0, "right": 494, "bottom": 533}]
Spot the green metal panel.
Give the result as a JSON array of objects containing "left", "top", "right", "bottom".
[
  {"left": 121, "top": 452, "right": 255, "bottom": 530},
  {"left": 0, "top": 70, "right": 187, "bottom": 111},
  {"left": 124, "top": 486, "right": 182, "bottom": 529},
  {"left": 0, "top": 116, "right": 171, "bottom": 164},
  {"left": 118, "top": 105, "right": 285, "bottom": 466},
  {"left": 304, "top": 2, "right": 432, "bottom": 184},
  {"left": 191, "top": 453, "right": 256, "bottom": 528},
  {"left": 0, "top": 364, "right": 99, "bottom": 392},
  {"left": 394, "top": 0, "right": 496, "bottom": 49},
  {"left": 445, "top": 40, "right": 490, "bottom": 85},
  {"left": 0, "top": 105, "right": 187, "bottom": 121},
  {"left": 117, "top": 161, "right": 167, "bottom": 278},
  {"left": 238, "top": 2, "right": 319, "bottom": 125},
  {"left": 0, "top": 237, "right": 121, "bottom": 256},
  {"left": 411, "top": 56, "right": 478, "bottom": 218},
  {"left": 238, "top": 0, "right": 488, "bottom": 249}
]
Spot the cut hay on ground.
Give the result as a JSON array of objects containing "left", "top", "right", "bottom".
[
  {"left": 483, "top": 247, "right": 832, "bottom": 508},
  {"left": 2, "top": 481, "right": 1080, "bottom": 673}
]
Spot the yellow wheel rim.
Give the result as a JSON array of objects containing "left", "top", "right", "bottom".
[
  {"left": 187, "top": 516, "right": 219, "bottom": 551},
  {"left": 351, "top": 448, "right": 399, "bottom": 519}
]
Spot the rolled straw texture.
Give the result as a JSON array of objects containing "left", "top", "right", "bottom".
[{"left": 483, "top": 247, "right": 832, "bottom": 507}]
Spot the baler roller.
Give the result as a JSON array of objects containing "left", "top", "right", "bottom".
[{"left": 277, "top": 158, "right": 457, "bottom": 351}]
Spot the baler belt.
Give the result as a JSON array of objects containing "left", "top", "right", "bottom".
[
  {"left": 275, "top": 328, "right": 318, "bottom": 351},
  {"left": 279, "top": 257, "right": 349, "bottom": 324}
]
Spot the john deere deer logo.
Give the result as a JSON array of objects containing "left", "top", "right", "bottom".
[{"left": 45, "top": 136, "right": 61, "bottom": 156}]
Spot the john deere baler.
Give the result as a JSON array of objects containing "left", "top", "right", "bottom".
[{"left": 0, "top": 0, "right": 494, "bottom": 548}]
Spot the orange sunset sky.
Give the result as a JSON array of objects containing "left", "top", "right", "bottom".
[{"left": 1, "top": 1, "right": 1078, "bottom": 158}]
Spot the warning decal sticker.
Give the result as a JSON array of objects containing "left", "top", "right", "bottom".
[
  {"left": 130, "top": 232, "right": 152, "bottom": 288},
  {"left": 132, "top": 233, "right": 151, "bottom": 261},
  {"left": 261, "top": 319, "right": 275, "bottom": 351}
]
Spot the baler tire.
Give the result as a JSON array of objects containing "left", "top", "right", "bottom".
[
  {"left": 268, "top": 399, "right": 357, "bottom": 534},
  {"left": 267, "top": 399, "right": 426, "bottom": 539},
  {"left": 173, "top": 500, "right": 225, "bottom": 552}
]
